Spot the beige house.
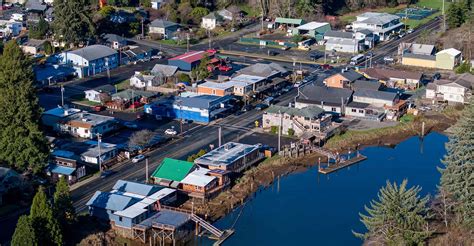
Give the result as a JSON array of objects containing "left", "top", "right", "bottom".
[
  {"left": 436, "top": 48, "right": 462, "bottom": 70},
  {"left": 262, "top": 105, "right": 332, "bottom": 138},
  {"left": 426, "top": 73, "right": 473, "bottom": 104},
  {"left": 201, "top": 12, "right": 223, "bottom": 30}
]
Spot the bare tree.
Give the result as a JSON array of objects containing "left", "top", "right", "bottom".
[
  {"left": 432, "top": 187, "right": 457, "bottom": 228},
  {"left": 128, "top": 129, "right": 154, "bottom": 150}
]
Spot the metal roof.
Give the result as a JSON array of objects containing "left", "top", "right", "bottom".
[
  {"left": 180, "top": 168, "right": 216, "bottom": 187},
  {"left": 324, "top": 30, "right": 354, "bottom": 39},
  {"left": 194, "top": 142, "right": 259, "bottom": 167},
  {"left": 112, "top": 89, "right": 157, "bottom": 100},
  {"left": 297, "top": 22, "right": 329, "bottom": 31},
  {"left": 151, "top": 64, "right": 178, "bottom": 77},
  {"left": 236, "top": 63, "right": 287, "bottom": 78},
  {"left": 62, "top": 112, "right": 116, "bottom": 127},
  {"left": 403, "top": 53, "right": 436, "bottom": 60},
  {"left": 275, "top": 17, "right": 304, "bottom": 25},
  {"left": 47, "top": 164, "right": 76, "bottom": 175},
  {"left": 151, "top": 158, "right": 195, "bottom": 182},
  {"left": 113, "top": 180, "right": 161, "bottom": 197},
  {"left": 174, "top": 94, "right": 232, "bottom": 109},
  {"left": 355, "top": 12, "right": 400, "bottom": 25},
  {"left": 199, "top": 81, "right": 234, "bottom": 90},
  {"left": 436, "top": 48, "right": 461, "bottom": 57},
  {"left": 43, "top": 107, "right": 81, "bottom": 118},
  {"left": 150, "top": 19, "right": 179, "bottom": 28},
  {"left": 68, "top": 45, "right": 118, "bottom": 62},
  {"left": 86, "top": 191, "right": 139, "bottom": 211},
  {"left": 169, "top": 51, "right": 207, "bottom": 64},
  {"left": 265, "top": 105, "right": 325, "bottom": 118},
  {"left": 354, "top": 89, "right": 398, "bottom": 102},
  {"left": 336, "top": 70, "right": 364, "bottom": 82},
  {"left": 139, "top": 210, "right": 190, "bottom": 228}
]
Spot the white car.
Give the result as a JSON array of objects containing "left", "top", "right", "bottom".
[
  {"left": 165, "top": 128, "right": 177, "bottom": 136},
  {"left": 384, "top": 56, "right": 394, "bottom": 62},
  {"left": 407, "top": 29, "right": 414, "bottom": 34},
  {"left": 132, "top": 155, "right": 145, "bottom": 163}
]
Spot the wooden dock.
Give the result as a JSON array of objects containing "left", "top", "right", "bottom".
[
  {"left": 318, "top": 155, "right": 367, "bottom": 174},
  {"left": 212, "top": 230, "right": 235, "bottom": 246}
]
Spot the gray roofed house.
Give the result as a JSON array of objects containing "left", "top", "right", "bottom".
[
  {"left": 236, "top": 62, "right": 288, "bottom": 79},
  {"left": 149, "top": 19, "right": 180, "bottom": 39},
  {"left": 112, "top": 180, "right": 161, "bottom": 197},
  {"left": 266, "top": 105, "right": 325, "bottom": 118},
  {"left": 298, "top": 85, "right": 353, "bottom": 106},
  {"left": 111, "top": 89, "right": 157, "bottom": 101},
  {"left": 150, "top": 19, "right": 179, "bottom": 28},
  {"left": 25, "top": 0, "right": 47, "bottom": 12},
  {"left": 151, "top": 64, "right": 178, "bottom": 77},
  {"left": 353, "top": 88, "right": 399, "bottom": 107},
  {"left": 68, "top": 45, "right": 118, "bottom": 63},
  {"left": 351, "top": 80, "right": 383, "bottom": 91},
  {"left": 103, "top": 34, "right": 127, "bottom": 49},
  {"left": 340, "top": 70, "right": 364, "bottom": 82},
  {"left": 324, "top": 30, "right": 354, "bottom": 39},
  {"left": 355, "top": 12, "right": 399, "bottom": 25}
]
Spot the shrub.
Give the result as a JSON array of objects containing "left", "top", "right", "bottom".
[
  {"left": 270, "top": 126, "right": 278, "bottom": 134},
  {"left": 287, "top": 128, "right": 295, "bottom": 136},
  {"left": 178, "top": 73, "right": 190, "bottom": 83}
]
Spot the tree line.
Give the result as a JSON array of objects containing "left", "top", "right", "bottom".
[
  {"left": 11, "top": 177, "right": 75, "bottom": 246},
  {"left": 355, "top": 99, "right": 473, "bottom": 244}
]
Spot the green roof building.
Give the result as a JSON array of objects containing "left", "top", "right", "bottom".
[
  {"left": 275, "top": 17, "right": 305, "bottom": 26},
  {"left": 151, "top": 158, "right": 195, "bottom": 187}
]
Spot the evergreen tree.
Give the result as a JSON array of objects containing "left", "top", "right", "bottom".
[
  {"left": 11, "top": 215, "right": 38, "bottom": 246},
  {"left": 354, "top": 180, "right": 431, "bottom": 245},
  {"left": 29, "top": 18, "right": 49, "bottom": 39},
  {"left": 0, "top": 41, "right": 48, "bottom": 173},
  {"left": 54, "top": 176, "right": 76, "bottom": 227},
  {"left": 439, "top": 98, "right": 474, "bottom": 228},
  {"left": 52, "top": 0, "right": 95, "bottom": 45},
  {"left": 30, "top": 187, "right": 63, "bottom": 246}
]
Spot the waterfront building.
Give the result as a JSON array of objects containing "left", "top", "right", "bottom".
[{"left": 194, "top": 142, "right": 263, "bottom": 173}]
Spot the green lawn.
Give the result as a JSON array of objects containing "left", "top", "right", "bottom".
[
  {"left": 114, "top": 79, "right": 129, "bottom": 91},
  {"left": 74, "top": 98, "right": 101, "bottom": 106},
  {"left": 415, "top": 0, "right": 449, "bottom": 10},
  {"left": 237, "top": 4, "right": 260, "bottom": 18},
  {"left": 340, "top": 5, "right": 406, "bottom": 24}
]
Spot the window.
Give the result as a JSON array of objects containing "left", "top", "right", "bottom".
[
  {"left": 85, "top": 129, "right": 89, "bottom": 134},
  {"left": 119, "top": 216, "right": 122, "bottom": 222},
  {"left": 331, "top": 107, "right": 337, "bottom": 112},
  {"left": 359, "top": 109, "right": 364, "bottom": 113},
  {"left": 351, "top": 109, "right": 357, "bottom": 113}
]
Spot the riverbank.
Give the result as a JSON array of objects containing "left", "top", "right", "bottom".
[{"left": 186, "top": 109, "right": 461, "bottom": 222}]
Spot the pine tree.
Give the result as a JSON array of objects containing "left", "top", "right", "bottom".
[
  {"left": 11, "top": 215, "right": 38, "bottom": 246},
  {"left": 52, "top": 0, "right": 95, "bottom": 45},
  {"left": 54, "top": 176, "right": 76, "bottom": 227},
  {"left": 0, "top": 41, "right": 49, "bottom": 173},
  {"left": 439, "top": 98, "right": 474, "bottom": 228},
  {"left": 354, "top": 180, "right": 431, "bottom": 245},
  {"left": 30, "top": 187, "right": 63, "bottom": 246}
]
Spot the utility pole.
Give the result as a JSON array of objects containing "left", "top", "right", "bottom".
[
  {"left": 278, "top": 110, "right": 282, "bottom": 154},
  {"left": 186, "top": 33, "right": 190, "bottom": 52},
  {"left": 97, "top": 133, "right": 102, "bottom": 173},
  {"left": 218, "top": 126, "right": 222, "bottom": 147},
  {"left": 60, "top": 85, "right": 64, "bottom": 107},
  {"left": 145, "top": 158, "right": 149, "bottom": 183},
  {"left": 208, "top": 29, "right": 211, "bottom": 49},
  {"left": 141, "top": 18, "right": 144, "bottom": 39},
  {"left": 442, "top": 0, "right": 446, "bottom": 32}
]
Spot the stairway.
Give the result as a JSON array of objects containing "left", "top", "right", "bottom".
[{"left": 190, "top": 214, "right": 224, "bottom": 238}]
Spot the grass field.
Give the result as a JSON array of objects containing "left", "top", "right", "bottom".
[{"left": 415, "top": 0, "right": 449, "bottom": 9}]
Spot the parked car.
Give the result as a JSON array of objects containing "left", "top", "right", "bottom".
[
  {"left": 165, "top": 128, "right": 177, "bottom": 135},
  {"left": 92, "top": 105, "right": 106, "bottom": 112},
  {"left": 268, "top": 50, "right": 278, "bottom": 56},
  {"left": 255, "top": 103, "right": 269, "bottom": 110},
  {"left": 262, "top": 97, "right": 274, "bottom": 105},
  {"left": 407, "top": 29, "right": 414, "bottom": 34},
  {"left": 310, "top": 64, "right": 321, "bottom": 69},
  {"left": 383, "top": 56, "right": 394, "bottom": 63},
  {"left": 398, "top": 31, "right": 406, "bottom": 38},
  {"left": 242, "top": 105, "right": 254, "bottom": 112},
  {"left": 124, "top": 122, "right": 138, "bottom": 129},
  {"left": 281, "top": 46, "right": 290, "bottom": 51},
  {"left": 100, "top": 170, "right": 114, "bottom": 179},
  {"left": 322, "top": 64, "right": 333, "bottom": 70},
  {"left": 132, "top": 154, "right": 145, "bottom": 163},
  {"left": 282, "top": 86, "right": 292, "bottom": 93}
]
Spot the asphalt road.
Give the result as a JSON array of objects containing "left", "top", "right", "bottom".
[{"left": 71, "top": 88, "right": 300, "bottom": 213}]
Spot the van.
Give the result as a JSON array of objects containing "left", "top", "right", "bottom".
[
  {"left": 350, "top": 54, "right": 365, "bottom": 66},
  {"left": 263, "top": 97, "right": 274, "bottom": 105}
]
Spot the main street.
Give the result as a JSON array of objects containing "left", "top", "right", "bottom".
[{"left": 71, "top": 89, "right": 299, "bottom": 213}]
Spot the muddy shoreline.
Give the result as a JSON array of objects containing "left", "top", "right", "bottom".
[{"left": 186, "top": 113, "right": 457, "bottom": 223}]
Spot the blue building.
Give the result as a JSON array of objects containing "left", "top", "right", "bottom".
[
  {"left": 60, "top": 45, "right": 119, "bottom": 78},
  {"left": 144, "top": 95, "right": 233, "bottom": 123},
  {"left": 86, "top": 180, "right": 177, "bottom": 229}
]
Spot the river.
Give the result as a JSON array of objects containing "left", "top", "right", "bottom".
[{"left": 199, "top": 132, "right": 448, "bottom": 245}]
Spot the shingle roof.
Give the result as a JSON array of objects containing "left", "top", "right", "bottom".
[
  {"left": 68, "top": 45, "right": 117, "bottom": 62},
  {"left": 86, "top": 191, "right": 139, "bottom": 211},
  {"left": 266, "top": 105, "right": 325, "bottom": 118},
  {"left": 150, "top": 19, "right": 179, "bottom": 28},
  {"left": 112, "top": 89, "right": 157, "bottom": 100},
  {"left": 151, "top": 158, "right": 195, "bottom": 182},
  {"left": 275, "top": 17, "right": 304, "bottom": 25},
  {"left": 298, "top": 85, "right": 353, "bottom": 105},
  {"left": 203, "top": 12, "right": 223, "bottom": 21},
  {"left": 103, "top": 34, "right": 126, "bottom": 43},
  {"left": 338, "top": 70, "right": 364, "bottom": 82},
  {"left": 403, "top": 53, "right": 436, "bottom": 60},
  {"left": 355, "top": 12, "right": 399, "bottom": 25},
  {"left": 151, "top": 64, "right": 178, "bottom": 77},
  {"left": 354, "top": 89, "right": 398, "bottom": 101},
  {"left": 236, "top": 62, "right": 287, "bottom": 78},
  {"left": 352, "top": 80, "right": 382, "bottom": 91},
  {"left": 360, "top": 68, "right": 423, "bottom": 81},
  {"left": 112, "top": 180, "right": 160, "bottom": 197}
]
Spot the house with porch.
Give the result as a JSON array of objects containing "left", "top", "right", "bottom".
[
  {"left": 47, "top": 150, "right": 87, "bottom": 184},
  {"left": 426, "top": 73, "right": 473, "bottom": 104},
  {"left": 323, "top": 69, "right": 364, "bottom": 89},
  {"left": 149, "top": 19, "right": 180, "bottom": 39},
  {"left": 61, "top": 45, "right": 119, "bottom": 78},
  {"left": 295, "top": 85, "right": 353, "bottom": 115},
  {"left": 57, "top": 112, "right": 118, "bottom": 139},
  {"left": 352, "top": 12, "right": 403, "bottom": 41},
  {"left": 359, "top": 68, "right": 423, "bottom": 89},
  {"left": 151, "top": 158, "right": 195, "bottom": 188},
  {"left": 201, "top": 12, "right": 224, "bottom": 30}
]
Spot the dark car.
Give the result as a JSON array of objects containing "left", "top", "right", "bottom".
[
  {"left": 242, "top": 105, "right": 254, "bottom": 112},
  {"left": 310, "top": 64, "right": 321, "bottom": 69},
  {"left": 255, "top": 103, "right": 269, "bottom": 110},
  {"left": 322, "top": 64, "right": 333, "bottom": 70},
  {"left": 100, "top": 170, "right": 114, "bottom": 179},
  {"left": 268, "top": 50, "right": 278, "bottom": 56}
]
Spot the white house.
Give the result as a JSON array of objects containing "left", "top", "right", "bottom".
[
  {"left": 81, "top": 142, "right": 118, "bottom": 165},
  {"left": 58, "top": 112, "right": 117, "bottom": 139},
  {"left": 61, "top": 45, "right": 119, "bottom": 78},
  {"left": 426, "top": 74, "right": 473, "bottom": 104},
  {"left": 352, "top": 12, "right": 403, "bottom": 41},
  {"left": 84, "top": 89, "right": 111, "bottom": 103},
  {"left": 201, "top": 12, "right": 223, "bottom": 30},
  {"left": 324, "top": 30, "right": 363, "bottom": 53},
  {"left": 151, "top": 0, "right": 165, "bottom": 9},
  {"left": 149, "top": 19, "right": 179, "bottom": 39},
  {"left": 0, "top": 20, "right": 22, "bottom": 39},
  {"left": 129, "top": 72, "right": 159, "bottom": 89}
]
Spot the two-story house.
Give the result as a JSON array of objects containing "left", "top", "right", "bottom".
[
  {"left": 352, "top": 12, "right": 403, "bottom": 41},
  {"left": 61, "top": 45, "right": 119, "bottom": 78},
  {"left": 426, "top": 73, "right": 473, "bottom": 104}
]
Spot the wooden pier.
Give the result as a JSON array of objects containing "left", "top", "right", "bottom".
[{"left": 318, "top": 155, "right": 367, "bottom": 174}]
